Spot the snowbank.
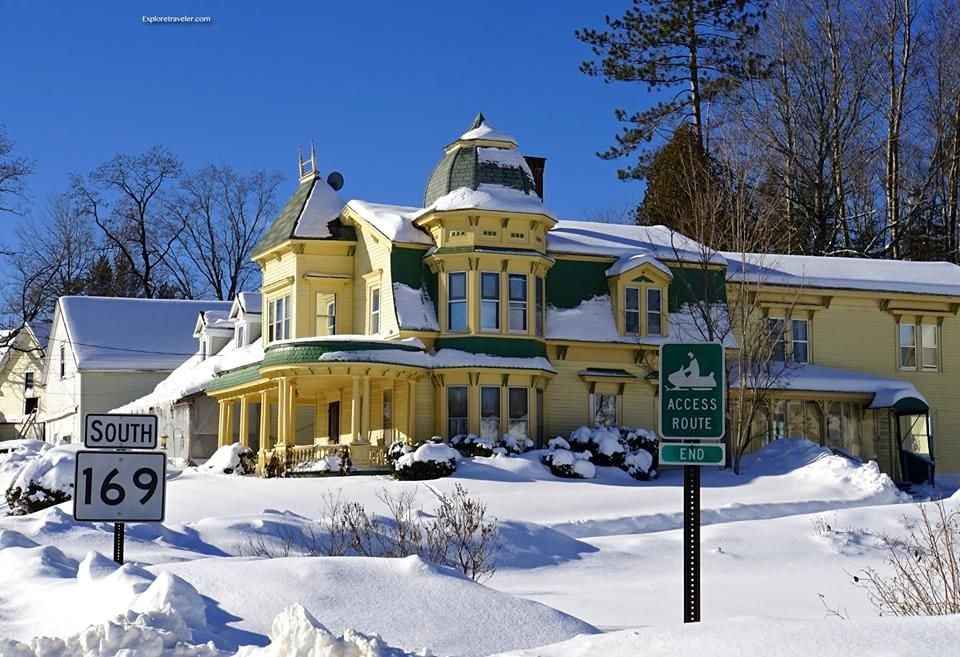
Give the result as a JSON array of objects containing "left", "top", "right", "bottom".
[
  {"left": 5, "top": 444, "right": 79, "bottom": 514},
  {"left": 199, "top": 443, "right": 254, "bottom": 475}
]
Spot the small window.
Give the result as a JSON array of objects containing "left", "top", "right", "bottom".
[
  {"left": 370, "top": 288, "right": 381, "bottom": 334},
  {"left": 791, "top": 319, "right": 809, "bottom": 364},
  {"left": 236, "top": 325, "right": 245, "bottom": 347},
  {"left": 921, "top": 324, "right": 938, "bottom": 370},
  {"left": 448, "top": 272, "right": 467, "bottom": 332},
  {"left": 480, "top": 272, "right": 500, "bottom": 331},
  {"left": 592, "top": 393, "right": 617, "bottom": 427},
  {"left": 625, "top": 288, "right": 640, "bottom": 335},
  {"left": 646, "top": 288, "right": 662, "bottom": 336},
  {"left": 508, "top": 274, "right": 527, "bottom": 332},
  {"left": 447, "top": 386, "right": 468, "bottom": 438},
  {"left": 24, "top": 397, "right": 38, "bottom": 415},
  {"left": 59, "top": 345, "right": 65, "bottom": 379},
  {"left": 268, "top": 295, "right": 290, "bottom": 342},
  {"left": 899, "top": 323, "right": 917, "bottom": 369},
  {"left": 508, "top": 387, "right": 529, "bottom": 439},
  {"left": 480, "top": 386, "right": 500, "bottom": 440},
  {"left": 768, "top": 318, "right": 785, "bottom": 362},
  {"left": 327, "top": 300, "right": 336, "bottom": 335},
  {"left": 316, "top": 293, "right": 336, "bottom": 336},
  {"left": 24, "top": 371, "right": 33, "bottom": 391},
  {"left": 535, "top": 276, "right": 545, "bottom": 337}
]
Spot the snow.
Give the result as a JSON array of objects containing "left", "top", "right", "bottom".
[
  {"left": 308, "top": 346, "right": 555, "bottom": 373},
  {"left": 395, "top": 443, "right": 459, "bottom": 470},
  {"left": 345, "top": 201, "right": 433, "bottom": 245},
  {"left": 749, "top": 362, "right": 928, "bottom": 409},
  {"left": 725, "top": 250, "right": 960, "bottom": 297},
  {"left": 604, "top": 252, "right": 673, "bottom": 279},
  {"left": 114, "top": 338, "right": 264, "bottom": 412},
  {"left": 458, "top": 119, "right": 517, "bottom": 145},
  {"left": 58, "top": 296, "right": 233, "bottom": 371},
  {"left": 492, "top": 615, "right": 960, "bottom": 657},
  {"left": 392, "top": 284, "right": 438, "bottom": 331},
  {"left": 294, "top": 177, "right": 346, "bottom": 239},
  {"left": 199, "top": 443, "right": 251, "bottom": 475},
  {"left": 476, "top": 147, "right": 533, "bottom": 176},
  {"left": 548, "top": 221, "right": 722, "bottom": 265},
  {"left": 8, "top": 444, "right": 79, "bottom": 499},
  {"left": 418, "top": 185, "right": 552, "bottom": 219}
]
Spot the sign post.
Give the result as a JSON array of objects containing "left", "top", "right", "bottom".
[
  {"left": 74, "top": 414, "right": 164, "bottom": 565},
  {"left": 658, "top": 343, "right": 726, "bottom": 624}
]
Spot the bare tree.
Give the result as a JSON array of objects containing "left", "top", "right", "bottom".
[
  {"left": 169, "top": 165, "right": 282, "bottom": 299},
  {"left": 71, "top": 146, "right": 184, "bottom": 298},
  {"left": 0, "top": 127, "right": 32, "bottom": 217}
]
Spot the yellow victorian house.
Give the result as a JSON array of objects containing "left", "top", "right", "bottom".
[{"left": 208, "top": 114, "right": 960, "bottom": 484}]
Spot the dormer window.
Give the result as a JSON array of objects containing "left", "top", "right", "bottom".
[
  {"left": 647, "top": 288, "right": 662, "bottom": 336},
  {"left": 624, "top": 284, "right": 666, "bottom": 337},
  {"left": 625, "top": 288, "right": 640, "bottom": 335}
]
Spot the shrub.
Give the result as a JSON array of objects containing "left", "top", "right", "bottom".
[
  {"left": 500, "top": 428, "right": 534, "bottom": 454},
  {"left": 394, "top": 443, "right": 459, "bottom": 480},
  {"left": 386, "top": 440, "right": 412, "bottom": 466},
  {"left": 546, "top": 425, "right": 659, "bottom": 480},
  {"left": 450, "top": 433, "right": 495, "bottom": 458},
  {"left": 6, "top": 481, "right": 71, "bottom": 516},
  {"left": 541, "top": 448, "right": 596, "bottom": 479},
  {"left": 547, "top": 436, "right": 570, "bottom": 450},
  {"left": 623, "top": 449, "right": 657, "bottom": 480}
]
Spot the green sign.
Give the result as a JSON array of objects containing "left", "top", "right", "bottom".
[
  {"left": 659, "top": 343, "right": 726, "bottom": 440},
  {"left": 659, "top": 442, "right": 725, "bottom": 466}
]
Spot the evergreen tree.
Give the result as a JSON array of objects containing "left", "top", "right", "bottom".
[
  {"left": 637, "top": 124, "right": 714, "bottom": 234},
  {"left": 577, "top": 0, "right": 768, "bottom": 179},
  {"left": 84, "top": 255, "right": 115, "bottom": 297}
]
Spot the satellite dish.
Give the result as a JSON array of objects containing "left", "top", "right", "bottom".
[{"left": 327, "top": 171, "right": 344, "bottom": 191}]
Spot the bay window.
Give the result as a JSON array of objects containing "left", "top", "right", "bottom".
[
  {"left": 535, "top": 276, "right": 545, "bottom": 337},
  {"left": 448, "top": 272, "right": 467, "bottom": 331},
  {"left": 625, "top": 287, "right": 640, "bottom": 335},
  {"left": 447, "top": 386, "right": 468, "bottom": 438},
  {"left": 268, "top": 295, "right": 290, "bottom": 342},
  {"left": 508, "top": 387, "right": 528, "bottom": 438},
  {"left": 646, "top": 288, "right": 662, "bottom": 336},
  {"left": 480, "top": 386, "right": 500, "bottom": 440},
  {"left": 480, "top": 272, "right": 500, "bottom": 331},
  {"left": 508, "top": 274, "right": 527, "bottom": 332}
]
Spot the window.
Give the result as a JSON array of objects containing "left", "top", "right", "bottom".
[
  {"left": 447, "top": 386, "right": 468, "bottom": 438},
  {"left": 508, "top": 274, "right": 527, "bottom": 332},
  {"left": 382, "top": 388, "right": 393, "bottom": 438},
  {"left": 24, "top": 397, "right": 38, "bottom": 415},
  {"left": 592, "top": 393, "right": 617, "bottom": 427},
  {"left": 480, "top": 386, "right": 500, "bottom": 440},
  {"left": 24, "top": 371, "right": 33, "bottom": 391},
  {"left": 899, "top": 323, "right": 917, "bottom": 369},
  {"left": 327, "top": 300, "right": 337, "bottom": 335},
  {"left": 316, "top": 293, "right": 336, "bottom": 336},
  {"left": 508, "top": 387, "right": 529, "bottom": 439},
  {"left": 535, "top": 277, "right": 545, "bottom": 337},
  {"left": 625, "top": 288, "right": 640, "bottom": 335},
  {"left": 647, "top": 288, "right": 662, "bottom": 336},
  {"left": 768, "top": 318, "right": 785, "bottom": 362},
  {"left": 59, "top": 345, "right": 65, "bottom": 379},
  {"left": 921, "top": 324, "right": 938, "bottom": 370},
  {"left": 480, "top": 272, "right": 500, "bottom": 331},
  {"left": 791, "top": 319, "right": 809, "bottom": 364},
  {"left": 448, "top": 272, "right": 467, "bottom": 332},
  {"left": 369, "top": 287, "right": 381, "bottom": 334},
  {"left": 268, "top": 295, "right": 290, "bottom": 342}
]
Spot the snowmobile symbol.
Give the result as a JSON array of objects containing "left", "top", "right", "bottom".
[{"left": 666, "top": 352, "right": 717, "bottom": 391}]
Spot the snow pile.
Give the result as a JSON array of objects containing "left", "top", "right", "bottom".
[
  {"left": 548, "top": 221, "right": 719, "bottom": 265},
  {"left": 293, "top": 452, "right": 349, "bottom": 475},
  {"left": 420, "top": 185, "right": 552, "bottom": 218},
  {"left": 345, "top": 201, "right": 432, "bottom": 245},
  {"left": 392, "top": 284, "right": 438, "bottom": 332},
  {"left": 560, "top": 426, "right": 659, "bottom": 479},
  {"left": 237, "top": 604, "right": 421, "bottom": 657},
  {"left": 604, "top": 252, "right": 673, "bottom": 279},
  {"left": 451, "top": 431, "right": 533, "bottom": 458},
  {"left": 459, "top": 119, "right": 516, "bottom": 144},
  {"left": 199, "top": 443, "right": 255, "bottom": 475},
  {"left": 5, "top": 444, "right": 80, "bottom": 514},
  {"left": 0, "top": 440, "right": 50, "bottom": 494}
]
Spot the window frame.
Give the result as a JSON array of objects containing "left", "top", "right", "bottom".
[
  {"left": 591, "top": 392, "right": 618, "bottom": 427},
  {"left": 920, "top": 323, "right": 939, "bottom": 371},
  {"left": 646, "top": 287, "right": 662, "bottom": 337},
  {"left": 447, "top": 271, "right": 468, "bottom": 332},
  {"left": 480, "top": 386, "right": 501, "bottom": 440},
  {"left": 508, "top": 386, "right": 529, "bottom": 438},
  {"left": 480, "top": 272, "right": 500, "bottom": 332},
  {"left": 369, "top": 286, "right": 381, "bottom": 335},
  {"left": 768, "top": 317, "right": 786, "bottom": 362},
  {"left": 59, "top": 345, "right": 65, "bottom": 379},
  {"left": 624, "top": 286, "right": 641, "bottom": 335},
  {"left": 268, "top": 295, "right": 290, "bottom": 343},
  {"left": 791, "top": 318, "right": 810, "bottom": 364},
  {"left": 24, "top": 371, "right": 33, "bottom": 391},
  {"left": 535, "top": 276, "right": 545, "bottom": 337},
  {"left": 898, "top": 322, "right": 918, "bottom": 370},
  {"left": 446, "top": 385, "right": 469, "bottom": 439},
  {"left": 326, "top": 299, "right": 337, "bottom": 335},
  {"left": 508, "top": 274, "right": 528, "bottom": 333}
]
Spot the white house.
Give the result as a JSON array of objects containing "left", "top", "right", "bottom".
[
  {"left": 42, "top": 296, "right": 232, "bottom": 444},
  {"left": 0, "top": 323, "right": 48, "bottom": 441},
  {"left": 115, "top": 293, "right": 263, "bottom": 463}
]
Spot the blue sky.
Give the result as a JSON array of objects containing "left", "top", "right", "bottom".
[{"left": 1, "top": 0, "right": 648, "bottom": 224}]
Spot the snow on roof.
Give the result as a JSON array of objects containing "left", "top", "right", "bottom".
[
  {"left": 549, "top": 221, "right": 721, "bottom": 265},
  {"left": 749, "top": 362, "right": 928, "bottom": 409},
  {"left": 346, "top": 200, "right": 434, "bottom": 245},
  {"left": 292, "top": 176, "right": 345, "bottom": 239},
  {"left": 724, "top": 251, "right": 960, "bottom": 297},
  {"left": 393, "top": 283, "right": 439, "bottom": 331},
  {"left": 605, "top": 253, "right": 673, "bottom": 279},
  {"left": 194, "top": 310, "right": 234, "bottom": 337},
  {"left": 313, "top": 347, "right": 556, "bottom": 373},
  {"left": 546, "top": 296, "right": 736, "bottom": 347},
  {"left": 458, "top": 119, "right": 517, "bottom": 145},
  {"left": 58, "top": 296, "right": 233, "bottom": 371},
  {"left": 477, "top": 147, "right": 533, "bottom": 174},
  {"left": 417, "top": 184, "right": 553, "bottom": 219},
  {"left": 114, "top": 338, "right": 264, "bottom": 412},
  {"left": 230, "top": 292, "right": 262, "bottom": 320}
]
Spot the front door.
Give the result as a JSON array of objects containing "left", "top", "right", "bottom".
[{"left": 328, "top": 401, "right": 341, "bottom": 444}]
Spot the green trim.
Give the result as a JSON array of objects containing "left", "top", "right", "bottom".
[
  {"left": 263, "top": 339, "right": 424, "bottom": 368},
  {"left": 436, "top": 336, "right": 546, "bottom": 358},
  {"left": 546, "top": 258, "right": 610, "bottom": 309},
  {"left": 892, "top": 397, "right": 929, "bottom": 415},
  {"left": 668, "top": 267, "right": 727, "bottom": 312},
  {"left": 206, "top": 363, "right": 262, "bottom": 392},
  {"left": 429, "top": 245, "right": 548, "bottom": 257}
]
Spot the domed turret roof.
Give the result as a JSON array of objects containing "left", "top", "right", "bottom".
[{"left": 423, "top": 113, "right": 539, "bottom": 208}]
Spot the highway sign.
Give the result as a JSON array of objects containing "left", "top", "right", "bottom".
[
  {"left": 659, "top": 343, "right": 726, "bottom": 440},
  {"left": 659, "top": 442, "right": 725, "bottom": 466},
  {"left": 73, "top": 451, "right": 166, "bottom": 522},
  {"left": 84, "top": 414, "right": 158, "bottom": 450}
]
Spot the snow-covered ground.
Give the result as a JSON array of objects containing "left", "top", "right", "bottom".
[{"left": 0, "top": 438, "right": 954, "bottom": 655}]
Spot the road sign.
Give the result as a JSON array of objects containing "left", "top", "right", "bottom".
[
  {"left": 659, "top": 442, "right": 725, "bottom": 466},
  {"left": 659, "top": 343, "right": 726, "bottom": 440},
  {"left": 84, "top": 414, "right": 158, "bottom": 450},
  {"left": 73, "top": 451, "right": 166, "bottom": 522}
]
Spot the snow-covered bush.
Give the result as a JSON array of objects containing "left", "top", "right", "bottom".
[
  {"left": 500, "top": 426, "right": 534, "bottom": 454},
  {"left": 386, "top": 440, "right": 413, "bottom": 466},
  {"left": 541, "top": 448, "right": 596, "bottom": 479},
  {"left": 395, "top": 443, "right": 459, "bottom": 480},
  {"left": 450, "top": 433, "right": 496, "bottom": 457},
  {"left": 547, "top": 436, "right": 570, "bottom": 450},
  {"left": 549, "top": 426, "right": 659, "bottom": 480},
  {"left": 293, "top": 449, "right": 351, "bottom": 476},
  {"left": 623, "top": 448, "right": 657, "bottom": 480},
  {"left": 5, "top": 444, "right": 78, "bottom": 515}
]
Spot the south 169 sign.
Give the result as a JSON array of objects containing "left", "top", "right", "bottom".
[{"left": 659, "top": 342, "right": 725, "bottom": 440}]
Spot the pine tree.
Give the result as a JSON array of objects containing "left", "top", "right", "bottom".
[
  {"left": 577, "top": 0, "right": 768, "bottom": 180},
  {"left": 84, "top": 255, "right": 115, "bottom": 297},
  {"left": 637, "top": 124, "right": 714, "bottom": 233}
]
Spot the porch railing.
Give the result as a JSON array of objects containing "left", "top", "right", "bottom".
[{"left": 260, "top": 442, "right": 388, "bottom": 477}]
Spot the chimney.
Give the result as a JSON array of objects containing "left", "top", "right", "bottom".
[{"left": 524, "top": 156, "right": 546, "bottom": 200}]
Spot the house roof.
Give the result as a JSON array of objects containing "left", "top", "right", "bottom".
[
  {"left": 229, "top": 292, "right": 262, "bottom": 320},
  {"left": 58, "top": 296, "right": 232, "bottom": 371},
  {"left": 346, "top": 200, "right": 433, "bottom": 245},
  {"left": 251, "top": 175, "right": 353, "bottom": 257},
  {"left": 549, "top": 221, "right": 720, "bottom": 265}
]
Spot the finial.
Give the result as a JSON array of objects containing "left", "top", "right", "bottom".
[{"left": 470, "top": 112, "right": 486, "bottom": 130}]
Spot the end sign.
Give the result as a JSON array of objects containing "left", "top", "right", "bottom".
[{"left": 658, "top": 343, "right": 725, "bottom": 440}]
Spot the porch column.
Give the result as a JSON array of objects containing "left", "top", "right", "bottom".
[
  {"left": 224, "top": 400, "right": 235, "bottom": 446},
  {"left": 217, "top": 400, "right": 228, "bottom": 447},
  {"left": 286, "top": 379, "right": 297, "bottom": 445},
  {"left": 407, "top": 378, "right": 417, "bottom": 444},
  {"left": 238, "top": 396, "right": 249, "bottom": 448},
  {"left": 360, "top": 376, "right": 371, "bottom": 443},
  {"left": 259, "top": 390, "right": 270, "bottom": 450},
  {"left": 277, "top": 378, "right": 287, "bottom": 444},
  {"left": 351, "top": 376, "right": 361, "bottom": 443}
]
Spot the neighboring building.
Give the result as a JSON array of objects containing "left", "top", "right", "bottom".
[
  {"left": 204, "top": 113, "right": 960, "bottom": 482},
  {"left": 0, "top": 325, "right": 47, "bottom": 441},
  {"left": 116, "top": 293, "right": 263, "bottom": 464},
  {"left": 42, "top": 296, "right": 232, "bottom": 443}
]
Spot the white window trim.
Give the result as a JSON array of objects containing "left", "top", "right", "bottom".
[
  {"left": 268, "top": 295, "right": 291, "bottom": 343},
  {"left": 369, "top": 286, "right": 381, "bottom": 335},
  {"left": 920, "top": 322, "right": 940, "bottom": 372},
  {"left": 790, "top": 317, "right": 810, "bottom": 364},
  {"left": 898, "top": 320, "right": 919, "bottom": 371}
]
